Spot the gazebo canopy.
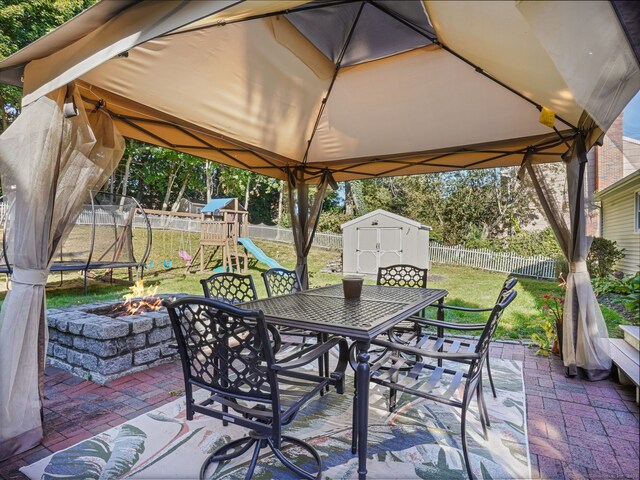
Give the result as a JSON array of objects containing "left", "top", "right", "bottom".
[{"left": 1, "top": 0, "right": 638, "bottom": 182}]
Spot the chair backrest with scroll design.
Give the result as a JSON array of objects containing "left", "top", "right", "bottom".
[
  {"left": 377, "top": 264, "right": 428, "bottom": 288},
  {"left": 200, "top": 272, "right": 258, "bottom": 304},
  {"left": 165, "top": 296, "right": 279, "bottom": 404},
  {"left": 262, "top": 268, "right": 302, "bottom": 297}
]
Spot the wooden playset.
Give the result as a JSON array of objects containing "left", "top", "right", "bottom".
[{"left": 188, "top": 198, "right": 249, "bottom": 273}]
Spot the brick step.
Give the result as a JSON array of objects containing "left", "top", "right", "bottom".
[{"left": 620, "top": 325, "right": 639, "bottom": 351}]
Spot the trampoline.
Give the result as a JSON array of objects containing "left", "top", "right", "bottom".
[{"left": 1, "top": 192, "right": 152, "bottom": 293}]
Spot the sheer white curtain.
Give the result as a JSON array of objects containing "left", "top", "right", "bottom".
[
  {"left": 0, "top": 85, "right": 124, "bottom": 460},
  {"left": 524, "top": 135, "right": 611, "bottom": 381}
]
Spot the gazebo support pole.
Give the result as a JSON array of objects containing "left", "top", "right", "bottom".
[
  {"left": 287, "top": 168, "right": 333, "bottom": 290},
  {"left": 297, "top": 179, "right": 310, "bottom": 286}
]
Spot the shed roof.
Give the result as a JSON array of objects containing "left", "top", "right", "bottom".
[{"left": 341, "top": 209, "right": 431, "bottom": 230}]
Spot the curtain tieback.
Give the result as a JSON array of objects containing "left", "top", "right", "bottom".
[
  {"left": 11, "top": 268, "right": 49, "bottom": 286},
  {"left": 569, "top": 261, "right": 588, "bottom": 273}
]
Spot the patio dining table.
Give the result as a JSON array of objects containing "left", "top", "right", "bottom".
[{"left": 241, "top": 283, "right": 448, "bottom": 480}]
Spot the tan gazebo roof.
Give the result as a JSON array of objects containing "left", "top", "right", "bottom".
[{"left": 1, "top": 0, "right": 638, "bottom": 182}]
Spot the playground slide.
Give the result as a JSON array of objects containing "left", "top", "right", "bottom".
[{"left": 238, "top": 237, "right": 283, "bottom": 270}]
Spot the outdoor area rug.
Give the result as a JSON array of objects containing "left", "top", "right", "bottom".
[{"left": 22, "top": 358, "right": 529, "bottom": 479}]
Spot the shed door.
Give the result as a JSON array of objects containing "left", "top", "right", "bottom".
[
  {"left": 356, "top": 227, "right": 403, "bottom": 274},
  {"left": 379, "top": 228, "right": 403, "bottom": 267},
  {"left": 356, "top": 227, "right": 378, "bottom": 274}
]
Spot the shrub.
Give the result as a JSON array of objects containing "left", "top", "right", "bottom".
[
  {"left": 549, "top": 254, "right": 568, "bottom": 279},
  {"left": 591, "top": 276, "right": 623, "bottom": 296},
  {"left": 508, "top": 227, "right": 563, "bottom": 258},
  {"left": 530, "top": 315, "right": 556, "bottom": 356},
  {"left": 616, "top": 272, "right": 639, "bottom": 318},
  {"left": 587, "top": 238, "right": 625, "bottom": 278}
]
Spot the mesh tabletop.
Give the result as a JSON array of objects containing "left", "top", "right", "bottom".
[
  {"left": 306, "top": 284, "right": 438, "bottom": 304},
  {"left": 242, "top": 285, "right": 447, "bottom": 339}
]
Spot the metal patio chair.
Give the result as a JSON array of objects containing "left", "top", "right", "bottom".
[
  {"left": 375, "top": 264, "right": 430, "bottom": 346},
  {"left": 394, "top": 277, "right": 519, "bottom": 398},
  {"left": 262, "top": 267, "right": 303, "bottom": 297},
  {"left": 262, "top": 267, "right": 331, "bottom": 386},
  {"left": 376, "top": 264, "right": 429, "bottom": 288},
  {"left": 350, "top": 289, "right": 517, "bottom": 480},
  {"left": 201, "top": 271, "right": 319, "bottom": 370},
  {"left": 200, "top": 272, "right": 258, "bottom": 304},
  {"left": 163, "top": 296, "right": 348, "bottom": 480}
]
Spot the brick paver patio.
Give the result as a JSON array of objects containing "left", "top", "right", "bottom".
[{"left": 1, "top": 343, "right": 638, "bottom": 479}]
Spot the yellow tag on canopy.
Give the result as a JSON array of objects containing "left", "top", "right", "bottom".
[{"left": 539, "top": 107, "right": 555, "bottom": 128}]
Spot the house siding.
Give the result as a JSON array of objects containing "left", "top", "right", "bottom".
[{"left": 601, "top": 180, "right": 640, "bottom": 275}]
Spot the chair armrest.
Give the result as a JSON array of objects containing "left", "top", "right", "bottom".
[
  {"left": 410, "top": 317, "right": 487, "bottom": 331},
  {"left": 372, "top": 338, "right": 481, "bottom": 361},
  {"left": 272, "top": 337, "right": 348, "bottom": 372},
  {"left": 439, "top": 305, "right": 493, "bottom": 313}
]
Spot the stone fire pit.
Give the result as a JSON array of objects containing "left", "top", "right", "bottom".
[{"left": 46, "top": 295, "right": 184, "bottom": 385}]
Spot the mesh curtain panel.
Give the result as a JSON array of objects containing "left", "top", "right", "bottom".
[
  {"left": 0, "top": 86, "right": 124, "bottom": 459},
  {"left": 524, "top": 136, "right": 611, "bottom": 381},
  {"left": 287, "top": 169, "right": 332, "bottom": 289}
]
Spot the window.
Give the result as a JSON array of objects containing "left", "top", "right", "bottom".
[{"left": 636, "top": 192, "right": 640, "bottom": 233}]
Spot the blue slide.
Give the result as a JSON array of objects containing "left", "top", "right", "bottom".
[{"left": 238, "top": 237, "right": 283, "bottom": 269}]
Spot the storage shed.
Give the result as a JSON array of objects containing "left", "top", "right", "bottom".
[{"left": 341, "top": 210, "right": 431, "bottom": 275}]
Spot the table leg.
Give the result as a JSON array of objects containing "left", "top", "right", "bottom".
[
  {"left": 356, "top": 340, "right": 370, "bottom": 480},
  {"left": 437, "top": 298, "right": 444, "bottom": 367}
]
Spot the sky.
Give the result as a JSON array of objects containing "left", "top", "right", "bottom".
[{"left": 624, "top": 91, "right": 640, "bottom": 140}]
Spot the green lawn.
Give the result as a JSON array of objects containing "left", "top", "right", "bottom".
[{"left": 0, "top": 236, "right": 631, "bottom": 341}]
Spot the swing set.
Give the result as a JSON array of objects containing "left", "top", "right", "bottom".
[
  {"left": 137, "top": 199, "right": 248, "bottom": 274},
  {"left": 142, "top": 208, "right": 198, "bottom": 271}
]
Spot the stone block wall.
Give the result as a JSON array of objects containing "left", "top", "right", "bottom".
[{"left": 46, "top": 297, "right": 182, "bottom": 385}]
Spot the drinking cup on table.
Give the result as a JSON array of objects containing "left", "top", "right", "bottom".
[{"left": 342, "top": 275, "right": 364, "bottom": 299}]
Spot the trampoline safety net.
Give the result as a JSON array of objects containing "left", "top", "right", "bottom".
[{"left": 1, "top": 191, "right": 151, "bottom": 279}]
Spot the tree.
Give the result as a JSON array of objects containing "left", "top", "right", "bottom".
[
  {"left": 354, "top": 168, "right": 532, "bottom": 245},
  {"left": 204, "top": 161, "right": 217, "bottom": 202},
  {"left": 0, "top": 0, "right": 96, "bottom": 132},
  {"left": 344, "top": 181, "right": 357, "bottom": 216}
]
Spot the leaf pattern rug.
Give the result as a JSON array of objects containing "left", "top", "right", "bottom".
[{"left": 22, "top": 358, "right": 529, "bottom": 479}]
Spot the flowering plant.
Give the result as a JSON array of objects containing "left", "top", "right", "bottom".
[
  {"left": 531, "top": 274, "right": 566, "bottom": 356},
  {"left": 541, "top": 295, "right": 564, "bottom": 325}
]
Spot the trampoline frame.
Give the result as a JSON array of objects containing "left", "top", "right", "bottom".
[{"left": 1, "top": 192, "right": 152, "bottom": 294}]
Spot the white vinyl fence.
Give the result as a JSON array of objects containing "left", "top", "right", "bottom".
[
  {"left": 7, "top": 201, "right": 559, "bottom": 277},
  {"left": 247, "top": 223, "right": 343, "bottom": 250},
  {"left": 75, "top": 211, "right": 344, "bottom": 250},
  {"left": 429, "top": 242, "right": 558, "bottom": 279}
]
